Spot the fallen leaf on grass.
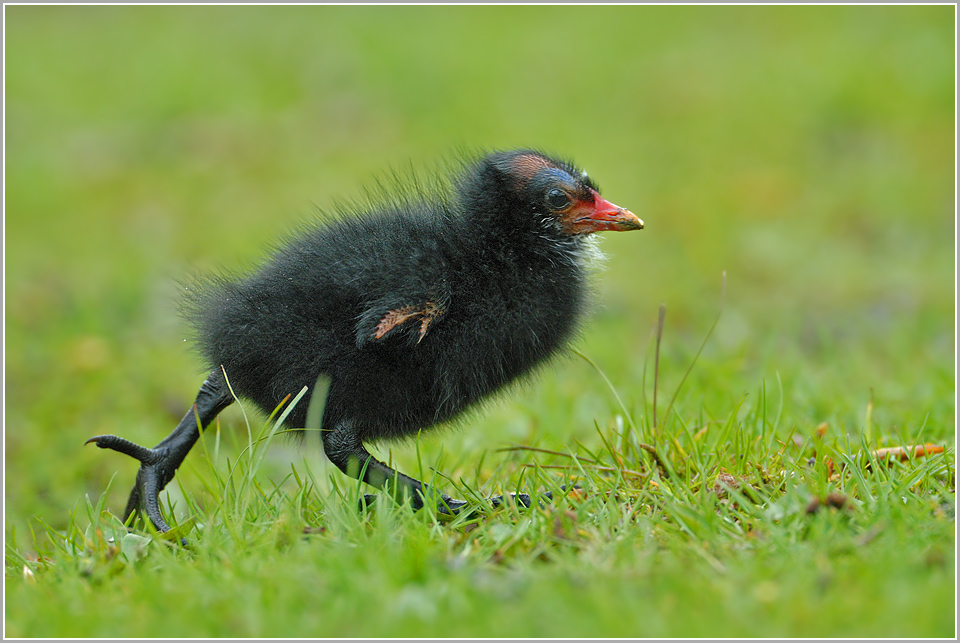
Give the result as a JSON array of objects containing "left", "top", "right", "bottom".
[
  {"left": 871, "top": 444, "right": 944, "bottom": 463},
  {"left": 819, "top": 444, "right": 944, "bottom": 478}
]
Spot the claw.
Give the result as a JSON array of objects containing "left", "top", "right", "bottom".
[
  {"left": 87, "top": 369, "right": 233, "bottom": 539},
  {"left": 86, "top": 434, "right": 175, "bottom": 532}
]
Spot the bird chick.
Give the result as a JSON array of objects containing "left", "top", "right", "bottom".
[{"left": 88, "top": 149, "right": 643, "bottom": 531}]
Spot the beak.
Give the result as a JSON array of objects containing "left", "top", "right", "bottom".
[{"left": 567, "top": 192, "right": 644, "bottom": 234}]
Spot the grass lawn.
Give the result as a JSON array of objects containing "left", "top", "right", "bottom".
[{"left": 4, "top": 5, "right": 955, "bottom": 638}]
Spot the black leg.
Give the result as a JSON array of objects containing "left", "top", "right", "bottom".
[
  {"left": 322, "top": 419, "right": 550, "bottom": 516},
  {"left": 321, "top": 419, "right": 462, "bottom": 512},
  {"left": 87, "top": 369, "right": 234, "bottom": 532}
]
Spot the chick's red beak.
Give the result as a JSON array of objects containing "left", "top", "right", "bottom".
[{"left": 566, "top": 191, "right": 644, "bottom": 235}]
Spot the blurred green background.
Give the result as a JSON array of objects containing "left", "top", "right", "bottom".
[{"left": 4, "top": 4, "right": 954, "bottom": 554}]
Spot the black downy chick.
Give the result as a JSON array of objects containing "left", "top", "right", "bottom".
[{"left": 88, "top": 149, "right": 644, "bottom": 531}]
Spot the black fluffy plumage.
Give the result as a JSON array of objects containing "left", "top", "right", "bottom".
[{"left": 89, "top": 149, "right": 643, "bottom": 529}]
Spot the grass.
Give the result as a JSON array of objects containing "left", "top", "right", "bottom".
[
  {"left": 4, "top": 4, "right": 955, "bottom": 638},
  {"left": 6, "top": 354, "right": 955, "bottom": 638}
]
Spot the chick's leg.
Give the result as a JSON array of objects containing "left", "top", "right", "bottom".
[
  {"left": 321, "top": 420, "right": 463, "bottom": 512},
  {"left": 86, "top": 369, "right": 234, "bottom": 532},
  {"left": 322, "top": 420, "right": 548, "bottom": 516}
]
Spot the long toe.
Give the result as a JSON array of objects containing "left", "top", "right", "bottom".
[
  {"left": 357, "top": 493, "right": 471, "bottom": 519},
  {"left": 133, "top": 465, "right": 175, "bottom": 533},
  {"left": 86, "top": 435, "right": 159, "bottom": 464},
  {"left": 87, "top": 435, "right": 176, "bottom": 533}
]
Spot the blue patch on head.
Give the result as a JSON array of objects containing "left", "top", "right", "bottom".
[{"left": 541, "top": 167, "right": 576, "bottom": 186}]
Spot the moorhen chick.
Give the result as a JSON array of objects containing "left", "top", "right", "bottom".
[{"left": 88, "top": 149, "right": 643, "bottom": 531}]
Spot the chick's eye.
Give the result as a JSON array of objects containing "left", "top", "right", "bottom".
[{"left": 545, "top": 188, "right": 570, "bottom": 210}]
